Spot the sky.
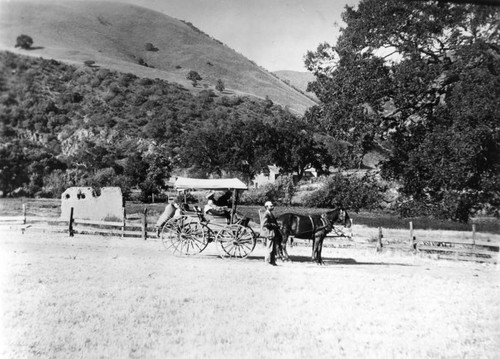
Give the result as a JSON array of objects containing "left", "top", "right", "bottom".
[
  {"left": 1, "top": 0, "right": 359, "bottom": 71},
  {"left": 147, "top": 0, "right": 361, "bottom": 71}
]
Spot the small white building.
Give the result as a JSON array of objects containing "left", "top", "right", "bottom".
[
  {"left": 61, "top": 187, "right": 123, "bottom": 220},
  {"left": 252, "top": 165, "right": 280, "bottom": 188}
]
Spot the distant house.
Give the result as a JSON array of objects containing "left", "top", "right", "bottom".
[
  {"left": 252, "top": 165, "right": 319, "bottom": 188},
  {"left": 301, "top": 168, "right": 318, "bottom": 181},
  {"left": 252, "top": 165, "right": 280, "bottom": 188}
]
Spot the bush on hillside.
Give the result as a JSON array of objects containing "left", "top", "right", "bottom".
[
  {"left": 187, "top": 70, "right": 202, "bottom": 87},
  {"left": 241, "top": 175, "right": 296, "bottom": 206},
  {"left": 15, "top": 34, "right": 33, "bottom": 49},
  {"left": 396, "top": 190, "right": 483, "bottom": 223},
  {"left": 303, "top": 173, "right": 382, "bottom": 211},
  {"left": 144, "top": 43, "right": 158, "bottom": 51},
  {"left": 138, "top": 58, "right": 148, "bottom": 67},
  {"left": 216, "top": 79, "right": 225, "bottom": 93}
]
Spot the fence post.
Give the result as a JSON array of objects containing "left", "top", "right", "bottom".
[
  {"left": 142, "top": 208, "right": 148, "bottom": 240},
  {"left": 472, "top": 224, "right": 476, "bottom": 251},
  {"left": 409, "top": 221, "right": 414, "bottom": 250},
  {"left": 122, "top": 207, "right": 126, "bottom": 238},
  {"left": 349, "top": 218, "right": 353, "bottom": 238},
  {"left": 377, "top": 227, "right": 383, "bottom": 252},
  {"left": 69, "top": 207, "right": 74, "bottom": 237}
]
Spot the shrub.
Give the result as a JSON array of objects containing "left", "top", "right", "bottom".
[
  {"left": 97, "top": 68, "right": 111, "bottom": 80},
  {"left": 396, "top": 190, "right": 479, "bottom": 223},
  {"left": 15, "top": 34, "right": 33, "bottom": 49},
  {"left": 187, "top": 70, "right": 202, "bottom": 87},
  {"left": 89, "top": 78, "right": 101, "bottom": 88},
  {"left": 303, "top": 173, "right": 382, "bottom": 211},
  {"left": 119, "top": 73, "right": 136, "bottom": 87},
  {"left": 138, "top": 77, "right": 153, "bottom": 86},
  {"left": 216, "top": 79, "right": 225, "bottom": 92},
  {"left": 240, "top": 188, "right": 269, "bottom": 206},
  {"left": 42, "top": 170, "right": 70, "bottom": 198},
  {"left": 144, "top": 43, "right": 158, "bottom": 51},
  {"left": 241, "top": 175, "right": 296, "bottom": 205}
]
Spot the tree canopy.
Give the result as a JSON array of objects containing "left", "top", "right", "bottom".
[
  {"left": 15, "top": 34, "right": 33, "bottom": 49},
  {"left": 0, "top": 51, "right": 330, "bottom": 200},
  {"left": 304, "top": 0, "right": 500, "bottom": 221}
]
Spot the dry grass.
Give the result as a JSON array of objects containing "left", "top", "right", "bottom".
[
  {"left": 0, "top": 1, "right": 315, "bottom": 114},
  {"left": 1, "top": 231, "right": 499, "bottom": 358}
]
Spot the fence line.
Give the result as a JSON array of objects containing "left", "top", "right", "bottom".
[
  {"left": 1, "top": 205, "right": 157, "bottom": 240},
  {"left": 1, "top": 205, "right": 498, "bottom": 264},
  {"left": 293, "top": 220, "right": 498, "bottom": 264}
]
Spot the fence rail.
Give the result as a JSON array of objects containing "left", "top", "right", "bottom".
[
  {"left": 0, "top": 206, "right": 157, "bottom": 240},
  {"left": 290, "top": 221, "right": 499, "bottom": 264},
  {"left": 1, "top": 206, "right": 498, "bottom": 264}
]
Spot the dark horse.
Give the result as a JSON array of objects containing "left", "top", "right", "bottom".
[{"left": 276, "top": 208, "right": 351, "bottom": 264}]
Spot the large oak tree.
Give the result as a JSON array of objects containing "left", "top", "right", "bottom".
[{"left": 304, "top": 0, "right": 500, "bottom": 221}]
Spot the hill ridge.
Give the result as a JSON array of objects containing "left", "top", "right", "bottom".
[{"left": 0, "top": 0, "right": 315, "bottom": 114}]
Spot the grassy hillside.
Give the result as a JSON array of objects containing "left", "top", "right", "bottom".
[
  {"left": 1, "top": 50, "right": 324, "bottom": 199},
  {"left": 0, "top": 0, "right": 316, "bottom": 114},
  {"left": 274, "top": 70, "right": 317, "bottom": 99}
]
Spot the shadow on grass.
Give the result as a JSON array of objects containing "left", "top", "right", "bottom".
[
  {"left": 196, "top": 254, "right": 412, "bottom": 267},
  {"left": 286, "top": 255, "right": 412, "bottom": 266}
]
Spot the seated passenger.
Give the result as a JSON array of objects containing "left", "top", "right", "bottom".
[
  {"left": 155, "top": 198, "right": 183, "bottom": 236},
  {"left": 214, "top": 190, "right": 233, "bottom": 208},
  {"left": 204, "top": 191, "right": 231, "bottom": 223}
]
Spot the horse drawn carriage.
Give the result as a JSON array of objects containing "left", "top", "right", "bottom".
[{"left": 160, "top": 177, "right": 258, "bottom": 259}]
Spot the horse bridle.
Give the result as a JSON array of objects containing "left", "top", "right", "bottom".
[{"left": 320, "top": 213, "right": 334, "bottom": 232}]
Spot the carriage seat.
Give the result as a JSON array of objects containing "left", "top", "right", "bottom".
[{"left": 193, "top": 206, "right": 229, "bottom": 224}]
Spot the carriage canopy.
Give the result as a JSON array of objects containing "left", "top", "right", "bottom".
[{"left": 174, "top": 177, "right": 248, "bottom": 191}]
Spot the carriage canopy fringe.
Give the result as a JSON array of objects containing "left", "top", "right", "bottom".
[{"left": 174, "top": 177, "right": 248, "bottom": 191}]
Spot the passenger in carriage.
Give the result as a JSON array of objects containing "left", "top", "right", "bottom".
[
  {"left": 204, "top": 191, "right": 231, "bottom": 223},
  {"left": 155, "top": 197, "right": 183, "bottom": 237},
  {"left": 214, "top": 190, "right": 233, "bottom": 208}
]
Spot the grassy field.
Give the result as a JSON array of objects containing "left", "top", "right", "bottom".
[{"left": 0, "top": 231, "right": 499, "bottom": 358}]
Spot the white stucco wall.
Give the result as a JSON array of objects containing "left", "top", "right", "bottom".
[{"left": 61, "top": 187, "right": 123, "bottom": 220}]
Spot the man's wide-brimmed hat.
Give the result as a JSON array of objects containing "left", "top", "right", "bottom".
[{"left": 206, "top": 191, "right": 215, "bottom": 199}]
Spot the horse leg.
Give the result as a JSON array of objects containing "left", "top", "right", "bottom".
[
  {"left": 317, "top": 234, "right": 325, "bottom": 265},
  {"left": 283, "top": 233, "right": 293, "bottom": 262},
  {"left": 311, "top": 237, "right": 316, "bottom": 262},
  {"left": 276, "top": 230, "right": 287, "bottom": 262}
]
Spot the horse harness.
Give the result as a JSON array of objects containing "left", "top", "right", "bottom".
[{"left": 281, "top": 213, "right": 336, "bottom": 239}]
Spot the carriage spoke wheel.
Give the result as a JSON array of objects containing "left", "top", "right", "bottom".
[
  {"left": 161, "top": 216, "right": 207, "bottom": 256},
  {"left": 216, "top": 224, "right": 256, "bottom": 259}
]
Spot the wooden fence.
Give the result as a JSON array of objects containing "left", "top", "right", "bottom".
[
  {"left": 0, "top": 206, "right": 157, "bottom": 240},
  {"left": 291, "top": 220, "right": 499, "bottom": 264},
  {"left": 0, "top": 204, "right": 29, "bottom": 233},
  {"left": 1, "top": 206, "right": 498, "bottom": 264}
]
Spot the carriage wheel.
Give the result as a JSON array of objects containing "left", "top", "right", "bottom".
[
  {"left": 216, "top": 224, "right": 256, "bottom": 259},
  {"left": 161, "top": 216, "right": 208, "bottom": 256}
]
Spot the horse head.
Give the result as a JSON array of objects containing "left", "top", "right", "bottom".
[{"left": 323, "top": 207, "right": 350, "bottom": 228}]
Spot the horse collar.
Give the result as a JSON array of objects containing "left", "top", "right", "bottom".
[{"left": 321, "top": 213, "right": 333, "bottom": 231}]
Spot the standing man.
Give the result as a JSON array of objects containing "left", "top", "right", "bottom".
[{"left": 261, "top": 201, "right": 280, "bottom": 266}]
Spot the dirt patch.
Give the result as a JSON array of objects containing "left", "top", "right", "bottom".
[{"left": 0, "top": 231, "right": 499, "bottom": 358}]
